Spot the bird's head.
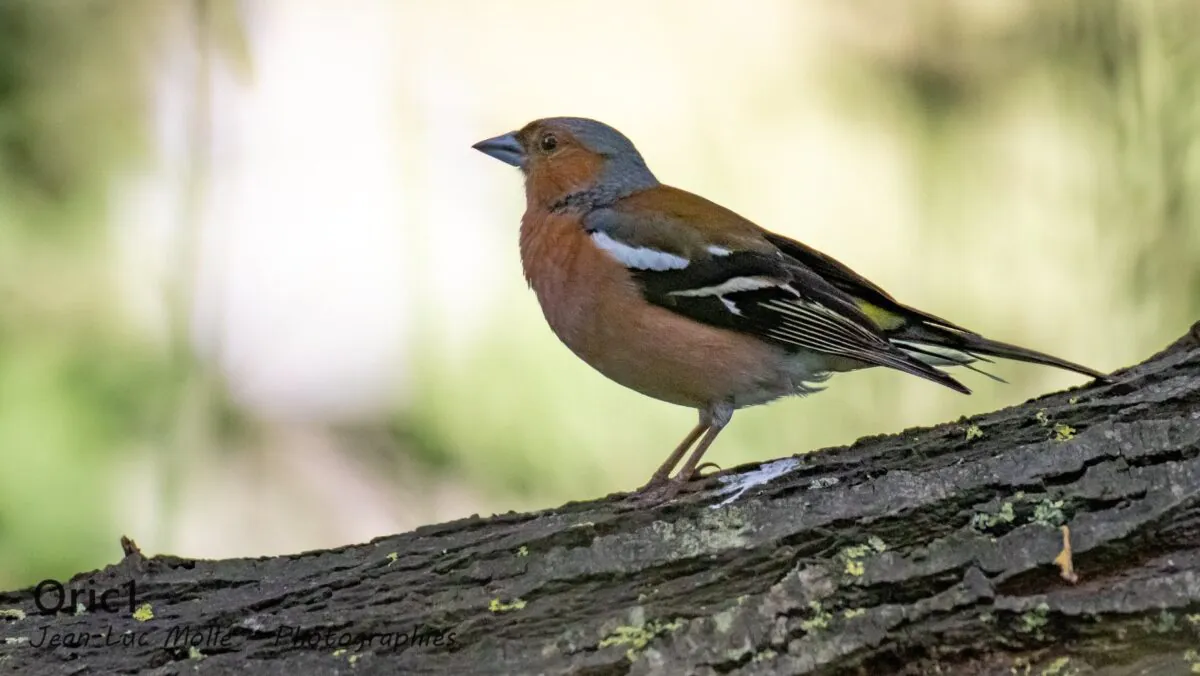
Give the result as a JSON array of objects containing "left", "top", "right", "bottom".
[{"left": 473, "top": 117, "right": 658, "bottom": 210}]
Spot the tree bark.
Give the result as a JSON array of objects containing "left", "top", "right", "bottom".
[{"left": 3, "top": 323, "right": 1200, "bottom": 676}]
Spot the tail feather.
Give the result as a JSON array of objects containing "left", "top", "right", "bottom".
[
  {"left": 893, "top": 340, "right": 1008, "bottom": 384},
  {"left": 891, "top": 322, "right": 1109, "bottom": 382},
  {"left": 870, "top": 347, "right": 973, "bottom": 394}
]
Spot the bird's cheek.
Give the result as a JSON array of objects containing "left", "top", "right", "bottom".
[
  {"left": 533, "top": 156, "right": 604, "bottom": 204},
  {"left": 524, "top": 167, "right": 575, "bottom": 209}
]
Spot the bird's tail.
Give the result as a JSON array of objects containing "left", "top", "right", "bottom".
[{"left": 889, "top": 322, "right": 1108, "bottom": 383}]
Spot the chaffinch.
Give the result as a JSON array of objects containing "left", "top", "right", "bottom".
[{"left": 473, "top": 117, "right": 1106, "bottom": 503}]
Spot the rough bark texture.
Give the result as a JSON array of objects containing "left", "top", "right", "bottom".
[{"left": 3, "top": 324, "right": 1200, "bottom": 676}]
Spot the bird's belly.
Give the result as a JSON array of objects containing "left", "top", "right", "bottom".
[{"left": 553, "top": 295, "right": 831, "bottom": 409}]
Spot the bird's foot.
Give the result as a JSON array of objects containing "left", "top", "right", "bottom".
[
  {"left": 628, "top": 469, "right": 714, "bottom": 507},
  {"left": 634, "top": 472, "right": 671, "bottom": 495},
  {"left": 616, "top": 473, "right": 672, "bottom": 510},
  {"left": 629, "top": 481, "right": 682, "bottom": 507}
]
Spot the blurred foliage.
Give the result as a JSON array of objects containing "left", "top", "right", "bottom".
[
  {"left": 0, "top": 0, "right": 161, "bottom": 587},
  {"left": 0, "top": 0, "right": 160, "bottom": 218},
  {"left": 833, "top": 0, "right": 1200, "bottom": 332},
  {"left": 0, "top": 0, "right": 248, "bottom": 587},
  {"left": 1027, "top": 0, "right": 1200, "bottom": 329}
]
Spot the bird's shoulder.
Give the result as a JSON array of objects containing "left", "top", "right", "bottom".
[{"left": 585, "top": 185, "right": 776, "bottom": 261}]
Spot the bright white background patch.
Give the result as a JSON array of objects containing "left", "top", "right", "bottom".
[{"left": 590, "top": 231, "right": 689, "bottom": 271}]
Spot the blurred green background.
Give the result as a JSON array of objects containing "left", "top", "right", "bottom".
[{"left": 1, "top": 0, "right": 1196, "bottom": 589}]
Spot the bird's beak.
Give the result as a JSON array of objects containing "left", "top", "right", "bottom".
[{"left": 472, "top": 132, "right": 525, "bottom": 167}]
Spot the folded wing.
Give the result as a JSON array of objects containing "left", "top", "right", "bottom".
[{"left": 581, "top": 191, "right": 972, "bottom": 394}]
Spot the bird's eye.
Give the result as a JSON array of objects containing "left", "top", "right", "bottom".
[{"left": 539, "top": 133, "right": 558, "bottom": 152}]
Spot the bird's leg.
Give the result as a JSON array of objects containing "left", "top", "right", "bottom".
[
  {"left": 636, "top": 419, "right": 707, "bottom": 493},
  {"left": 655, "top": 403, "right": 733, "bottom": 502}
]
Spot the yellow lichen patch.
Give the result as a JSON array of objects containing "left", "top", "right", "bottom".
[
  {"left": 1053, "top": 424, "right": 1076, "bottom": 442},
  {"left": 1149, "top": 610, "right": 1178, "bottom": 633},
  {"left": 1040, "top": 656, "right": 1071, "bottom": 675},
  {"left": 1185, "top": 650, "right": 1200, "bottom": 673},
  {"left": 799, "top": 601, "right": 831, "bottom": 632},
  {"left": 0, "top": 609, "right": 25, "bottom": 621},
  {"left": 489, "top": 598, "right": 527, "bottom": 613},
  {"left": 971, "top": 502, "right": 1016, "bottom": 530},
  {"left": 598, "top": 619, "right": 684, "bottom": 662},
  {"left": 1034, "top": 499, "right": 1066, "bottom": 527},
  {"left": 333, "top": 649, "right": 347, "bottom": 657},
  {"left": 841, "top": 544, "right": 871, "bottom": 559},
  {"left": 132, "top": 603, "right": 154, "bottom": 622},
  {"left": 839, "top": 536, "right": 886, "bottom": 578},
  {"left": 752, "top": 649, "right": 778, "bottom": 663},
  {"left": 1018, "top": 603, "right": 1050, "bottom": 637},
  {"left": 843, "top": 608, "right": 865, "bottom": 619},
  {"left": 188, "top": 646, "right": 205, "bottom": 660},
  {"left": 1035, "top": 409, "right": 1051, "bottom": 426},
  {"left": 999, "top": 502, "right": 1015, "bottom": 522},
  {"left": 517, "top": 546, "right": 529, "bottom": 557},
  {"left": 1068, "top": 397, "right": 1080, "bottom": 405},
  {"left": 965, "top": 424, "right": 984, "bottom": 441},
  {"left": 386, "top": 552, "right": 398, "bottom": 565}
]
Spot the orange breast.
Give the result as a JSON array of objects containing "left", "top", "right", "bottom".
[{"left": 518, "top": 209, "right": 797, "bottom": 409}]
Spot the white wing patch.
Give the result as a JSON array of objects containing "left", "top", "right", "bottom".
[
  {"left": 589, "top": 231, "right": 690, "bottom": 271},
  {"left": 668, "top": 275, "right": 783, "bottom": 319},
  {"left": 707, "top": 245, "right": 733, "bottom": 257},
  {"left": 668, "top": 276, "right": 780, "bottom": 298}
]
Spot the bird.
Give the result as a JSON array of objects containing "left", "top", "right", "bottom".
[{"left": 472, "top": 117, "right": 1107, "bottom": 503}]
